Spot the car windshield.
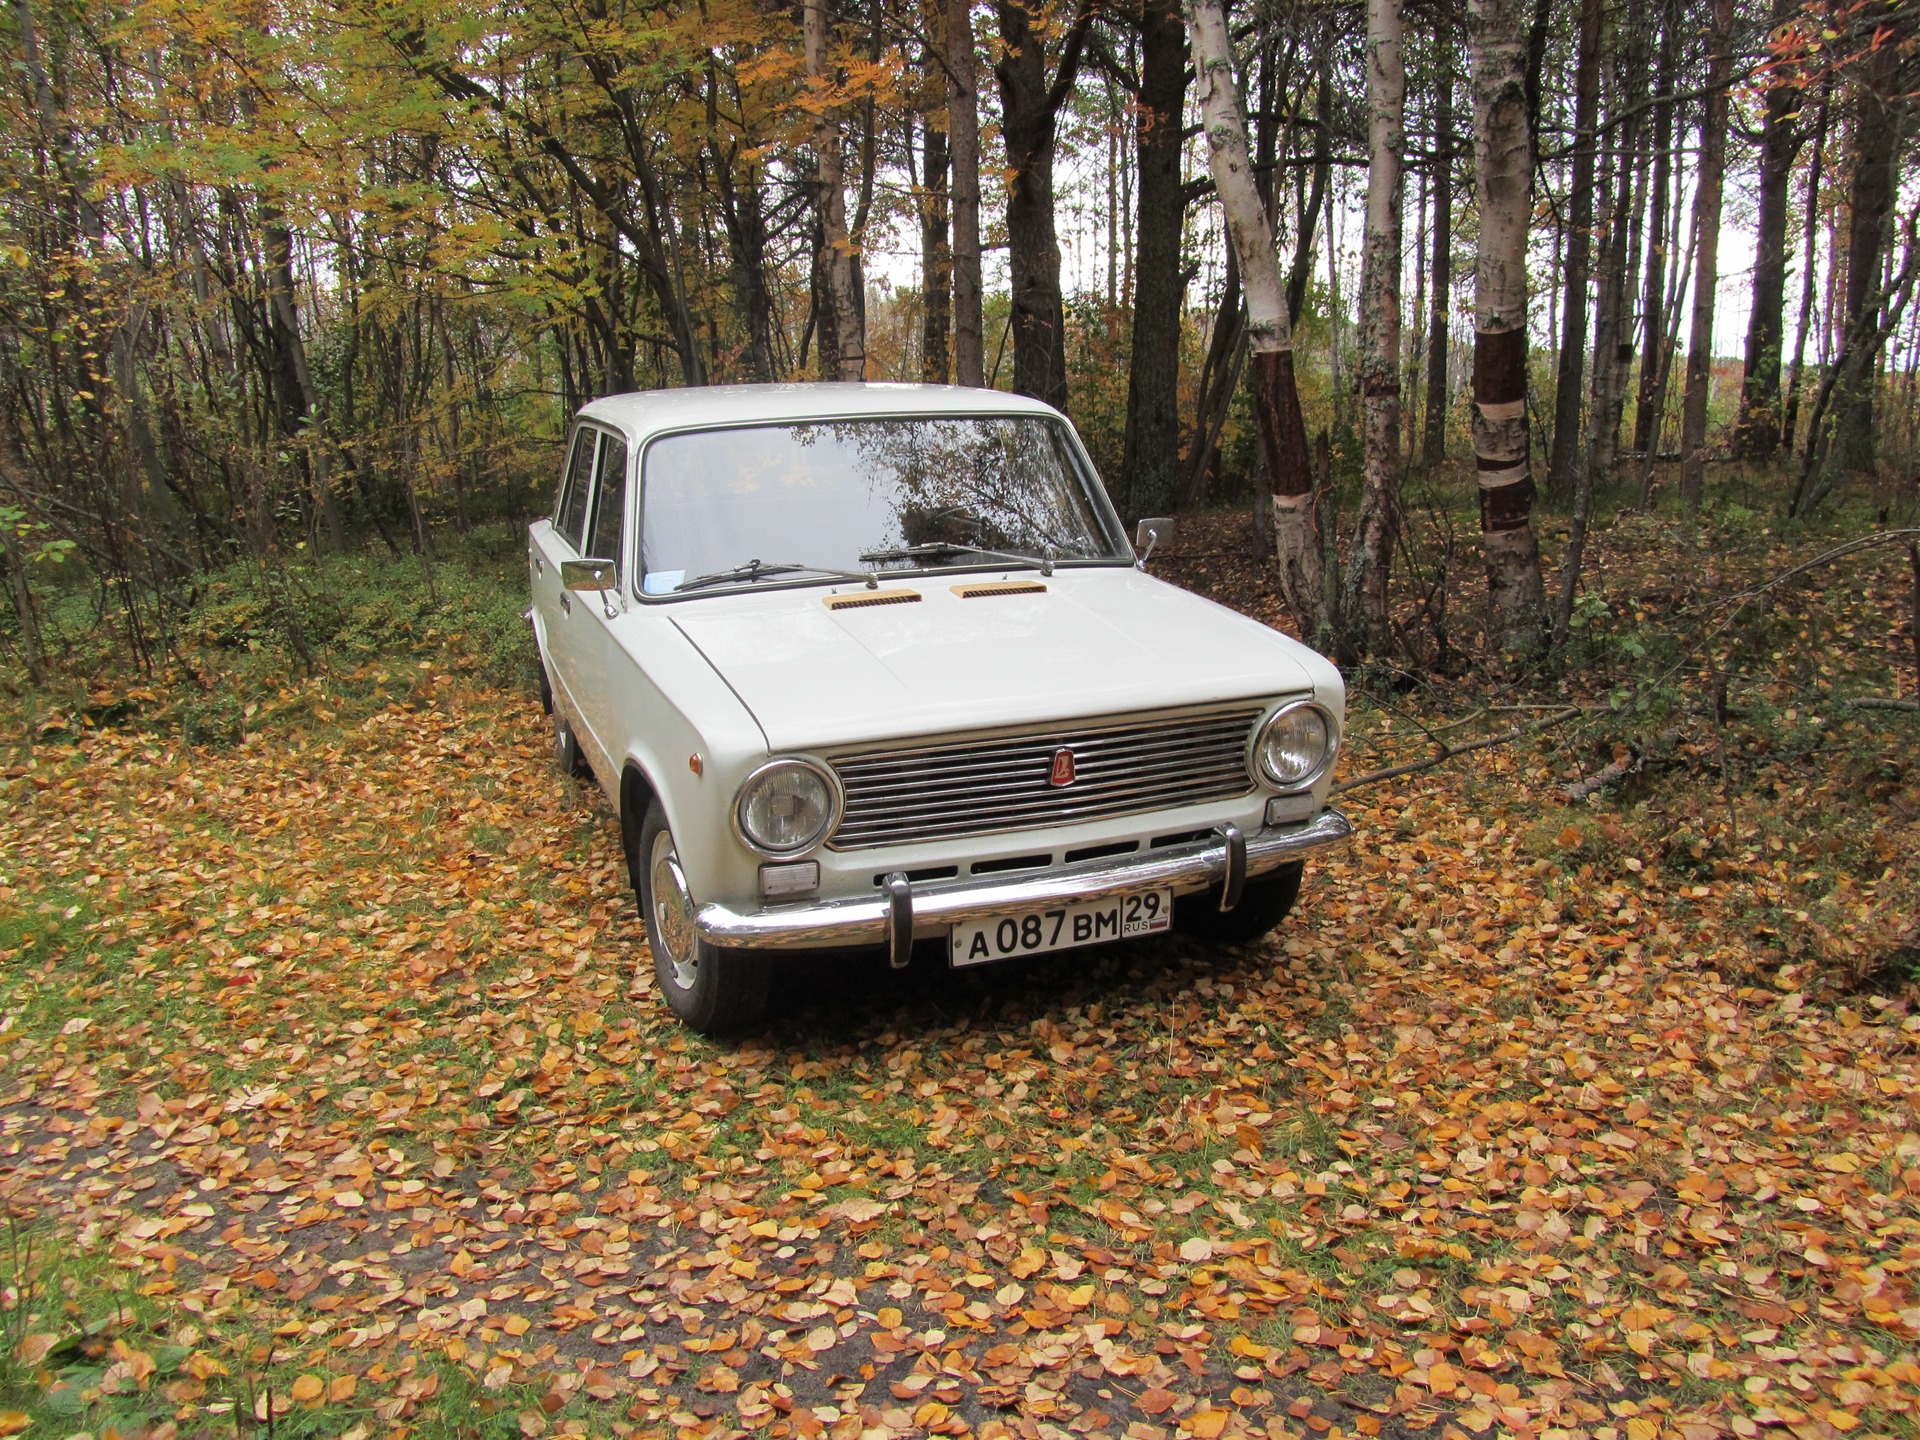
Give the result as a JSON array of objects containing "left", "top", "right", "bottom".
[{"left": 636, "top": 415, "right": 1127, "bottom": 595}]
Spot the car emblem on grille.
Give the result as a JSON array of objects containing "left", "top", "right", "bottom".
[{"left": 1049, "top": 748, "right": 1077, "bottom": 787}]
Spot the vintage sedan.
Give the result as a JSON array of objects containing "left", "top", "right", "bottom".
[{"left": 529, "top": 384, "right": 1351, "bottom": 1032}]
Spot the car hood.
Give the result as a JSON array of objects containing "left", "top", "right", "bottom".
[{"left": 665, "top": 567, "right": 1322, "bottom": 752}]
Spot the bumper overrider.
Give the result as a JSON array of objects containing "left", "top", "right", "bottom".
[{"left": 695, "top": 807, "right": 1354, "bottom": 966}]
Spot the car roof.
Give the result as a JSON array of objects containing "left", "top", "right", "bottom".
[{"left": 576, "top": 383, "right": 1065, "bottom": 443}]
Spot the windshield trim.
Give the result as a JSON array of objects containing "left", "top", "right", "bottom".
[{"left": 628, "top": 409, "right": 1132, "bottom": 603}]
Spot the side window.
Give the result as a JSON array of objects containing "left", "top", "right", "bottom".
[
  {"left": 556, "top": 427, "right": 598, "bottom": 550},
  {"left": 588, "top": 435, "right": 628, "bottom": 571}
]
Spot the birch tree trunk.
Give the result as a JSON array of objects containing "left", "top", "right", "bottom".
[
  {"left": 806, "top": 0, "right": 865, "bottom": 381},
  {"left": 1188, "top": 0, "right": 1321, "bottom": 638},
  {"left": 1347, "top": 0, "right": 1404, "bottom": 650},
  {"left": 1468, "top": 0, "right": 1547, "bottom": 657},
  {"left": 1679, "top": 0, "right": 1733, "bottom": 507}
]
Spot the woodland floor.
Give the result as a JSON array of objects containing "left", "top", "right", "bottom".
[{"left": 1, "top": 496, "right": 1918, "bottom": 1440}]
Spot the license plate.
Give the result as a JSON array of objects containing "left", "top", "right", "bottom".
[{"left": 950, "top": 889, "right": 1173, "bottom": 967}]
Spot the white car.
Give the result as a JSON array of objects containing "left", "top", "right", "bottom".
[{"left": 529, "top": 384, "right": 1352, "bottom": 1032}]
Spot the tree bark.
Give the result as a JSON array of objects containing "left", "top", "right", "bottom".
[
  {"left": 1833, "top": 41, "right": 1902, "bottom": 475},
  {"left": 916, "top": 67, "right": 952, "bottom": 384},
  {"left": 1678, "top": 0, "right": 1733, "bottom": 508},
  {"left": 1121, "top": 0, "right": 1187, "bottom": 515},
  {"left": 1469, "top": 0, "right": 1547, "bottom": 657},
  {"left": 806, "top": 0, "right": 865, "bottom": 381},
  {"left": 947, "top": 0, "right": 984, "bottom": 386},
  {"left": 1347, "top": 0, "right": 1404, "bottom": 651},
  {"left": 1632, "top": 8, "right": 1677, "bottom": 457},
  {"left": 1188, "top": 0, "right": 1321, "bottom": 637},
  {"left": 995, "top": 0, "right": 1091, "bottom": 412},
  {"left": 1734, "top": 0, "right": 1803, "bottom": 458},
  {"left": 1422, "top": 37, "right": 1454, "bottom": 469},
  {"left": 1546, "top": 0, "right": 1602, "bottom": 504},
  {"left": 1783, "top": 87, "right": 1831, "bottom": 452}
]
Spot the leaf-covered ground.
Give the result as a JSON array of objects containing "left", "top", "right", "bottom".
[{"left": 2, "top": 507, "right": 1918, "bottom": 1440}]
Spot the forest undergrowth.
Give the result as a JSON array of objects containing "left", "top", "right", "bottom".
[{"left": 0, "top": 471, "right": 1917, "bottom": 1440}]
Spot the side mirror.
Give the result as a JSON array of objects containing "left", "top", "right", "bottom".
[
  {"left": 1134, "top": 517, "right": 1174, "bottom": 567},
  {"left": 561, "top": 558, "right": 617, "bottom": 593},
  {"left": 1135, "top": 517, "right": 1175, "bottom": 551}
]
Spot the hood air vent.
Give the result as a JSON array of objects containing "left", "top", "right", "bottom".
[
  {"left": 824, "top": 588, "right": 921, "bottom": 610},
  {"left": 951, "top": 580, "right": 1048, "bottom": 599}
]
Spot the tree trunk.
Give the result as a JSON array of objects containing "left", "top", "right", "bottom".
[
  {"left": 1188, "top": 0, "right": 1321, "bottom": 637},
  {"left": 1833, "top": 42, "right": 1902, "bottom": 475},
  {"left": 1678, "top": 0, "right": 1733, "bottom": 508},
  {"left": 947, "top": 0, "right": 984, "bottom": 386},
  {"left": 995, "top": 0, "right": 1089, "bottom": 413},
  {"left": 1347, "top": 0, "right": 1404, "bottom": 652},
  {"left": 1633, "top": 10, "right": 1678, "bottom": 456},
  {"left": 1468, "top": 0, "right": 1547, "bottom": 657},
  {"left": 1121, "top": 0, "right": 1187, "bottom": 515},
  {"left": 1546, "top": 0, "right": 1601, "bottom": 504},
  {"left": 806, "top": 0, "right": 865, "bottom": 381},
  {"left": 1783, "top": 87, "right": 1830, "bottom": 452},
  {"left": 1285, "top": 51, "right": 1333, "bottom": 327},
  {"left": 1734, "top": 0, "right": 1803, "bottom": 458},
  {"left": 1557, "top": 87, "right": 1632, "bottom": 644},
  {"left": 917, "top": 65, "right": 952, "bottom": 385},
  {"left": 1422, "top": 37, "right": 1454, "bottom": 469}
]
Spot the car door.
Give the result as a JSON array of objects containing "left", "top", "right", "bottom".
[
  {"left": 569, "top": 430, "right": 631, "bottom": 772},
  {"left": 531, "top": 424, "right": 602, "bottom": 738}
]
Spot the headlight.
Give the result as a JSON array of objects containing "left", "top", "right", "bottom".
[
  {"left": 734, "top": 759, "right": 839, "bottom": 855},
  {"left": 1255, "top": 701, "right": 1337, "bottom": 789}
]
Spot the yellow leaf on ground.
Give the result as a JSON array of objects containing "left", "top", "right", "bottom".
[
  {"left": 0, "top": 1412, "right": 29, "bottom": 1437},
  {"left": 289, "top": 1373, "right": 325, "bottom": 1404},
  {"left": 876, "top": 1307, "right": 903, "bottom": 1329},
  {"left": 1188, "top": 1410, "right": 1229, "bottom": 1439}
]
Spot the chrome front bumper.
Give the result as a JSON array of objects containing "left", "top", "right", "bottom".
[{"left": 694, "top": 808, "right": 1353, "bottom": 961}]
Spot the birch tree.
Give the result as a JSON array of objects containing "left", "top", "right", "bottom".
[
  {"left": 1468, "top": 0, "right": 1546, "bottom": 657},
  {"left": 1347, "top": 0, "right": 1404, "bottom": 649},
  {"left": 1187, "top": 0, "right": 1321, "bottom": 638}
]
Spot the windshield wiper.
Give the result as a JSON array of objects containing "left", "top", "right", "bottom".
[
  {"left": 674, "top": 559, "right": 878, "bottom": 594},
  {"left": 859, "top": 540, "right": 1057, "bottom": 576}
]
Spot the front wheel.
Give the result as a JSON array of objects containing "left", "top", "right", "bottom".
[
  {"left": 1177, "top": 861, "right": 1303, "bottom": 945},
  {"left": 635, "top": 801, "right": 770, "bottom": 1033}
]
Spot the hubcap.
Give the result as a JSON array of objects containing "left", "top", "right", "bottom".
[{"left": 648, "top": 828, "right": 699, "bottom": 991}]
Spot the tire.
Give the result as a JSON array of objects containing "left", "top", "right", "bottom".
[
  {"left": 635, "top": 800, "right": 771, "bottom": 1033},
  {"left": 1177, "top": 861, "right": 1303, "bottom": 945}
]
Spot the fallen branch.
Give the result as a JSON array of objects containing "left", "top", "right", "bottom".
[
  {"left": 1561, "top": 722, "right": 1690, "bottom": 802},
  {"left": 1849, "top": 697, "right": 1920, "bottom": 713},
  {"left": 1333, "top": 708, "right": 1581, "bottom": 795},
  {"left": 1566, "top": 755, "right": 1636, "bottom": 801}
]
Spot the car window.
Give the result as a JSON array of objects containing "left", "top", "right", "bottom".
[
  {"left": 638, "top": 416, "right": 1127, "bottom": 594},
  {"left": 556, "top": 427, "right": 598, "bottom": 550},
  {"left": 588, "top": 435, "right": 628, "bottom": 571}
]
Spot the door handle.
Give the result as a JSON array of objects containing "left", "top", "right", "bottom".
[{"left": 559, "top": 592, "right": 572, "bottom": 615}]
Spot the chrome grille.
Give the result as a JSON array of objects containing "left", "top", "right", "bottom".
[{"left": 827, "top": 706, "right": 1264, "bottom": 850}]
